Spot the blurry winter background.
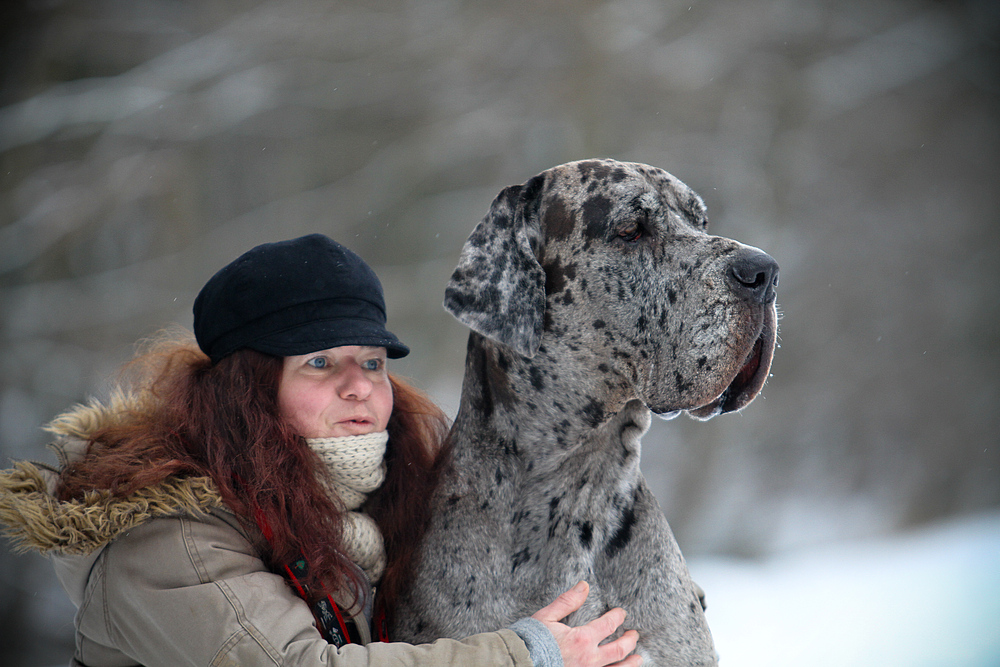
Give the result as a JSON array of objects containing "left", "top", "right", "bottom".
[{"left": 1, "top": 0, "right": 997, "bottom": 665}]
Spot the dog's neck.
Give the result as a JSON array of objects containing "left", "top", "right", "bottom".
[{"left": 452, "top": 332, "right": 647, "bottom": 466}]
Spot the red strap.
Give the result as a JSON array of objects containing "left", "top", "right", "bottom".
[
  {"left": 325, "top": 593, "right": 352, "bottom": 642},
  {"left": 254, "top": 510, "right": 361, "bottom": 646},
  {"left": 373, "top": 604, "right": 390, "bottom": 642}
]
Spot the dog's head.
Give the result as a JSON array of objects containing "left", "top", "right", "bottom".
[{"left": 445, "top": 159, "right": 778, "bottom": 419}]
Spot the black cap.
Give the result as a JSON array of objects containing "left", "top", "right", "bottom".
[{"left": 193, "top": 234, "right": 409, "bottom": 363}]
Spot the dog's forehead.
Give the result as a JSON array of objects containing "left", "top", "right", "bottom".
[{"left": 541, "top": 160, "right": 707, "bottom": 233}]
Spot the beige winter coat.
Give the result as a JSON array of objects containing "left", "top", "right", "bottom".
[{"left": 0, "top": 400, "right": 533, "bottom": 667}]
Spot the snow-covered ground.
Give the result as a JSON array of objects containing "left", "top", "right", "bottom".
[{"left": 687, "top": 511, "right": 1000, "bottom": 667}]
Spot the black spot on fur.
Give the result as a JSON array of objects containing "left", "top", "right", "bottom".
[
  {"left": 580, "top": 398, "right": 605, "bottom": 428},
  {"left": 530, "top": 366, "right": 545, "bottom": 391},
  {"left": 605, "top": 503, "right": 637, "bottom": 557},
  {"left": 582, "top": 194, "right": 613, "bottom": 240},
  {"left": 667, "top": 288, "right": 677, "bottom": 304},
  {"left": 577, "top": 160, "right": 612, "bottom": 183},
  {"left": 547, "top": 497, "right": 562, "bottom": 539},
  {"left": 544, "top": 196, "right": 575, "bottom": 241},
  {"left": 469, "top": 340, "right": 494, "bottom": 419},
  {"left": 545, "top": 257, "right": 569, "bottom": 295},
  {"left": 593, "top": 319, "right": 605, "bottom": 329},
  {"left": 511, "top": 548, "right": 531, "bottom": 573},
  {"left": 579, "top": 521, "right": 593, "bottom": 549}
]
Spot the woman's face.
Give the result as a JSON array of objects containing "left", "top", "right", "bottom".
[{"left": 278, "top": 345, "right": 393, "bottom": 438}]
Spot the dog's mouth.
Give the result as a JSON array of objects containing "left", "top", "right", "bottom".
[{"left": 686, "top": 311, "right": 776, "bottom": 420}]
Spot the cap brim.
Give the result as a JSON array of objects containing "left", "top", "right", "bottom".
[{"left": 247, "top": 319, "right": 410, "bottom": 359}]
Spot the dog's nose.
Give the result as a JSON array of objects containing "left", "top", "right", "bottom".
[{"left": 726, "top": 249, "right": 779, "bottom": 304}]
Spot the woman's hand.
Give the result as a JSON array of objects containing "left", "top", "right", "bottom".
[{"left": 531, "top": 581, "right": 643, "bottom": 667}]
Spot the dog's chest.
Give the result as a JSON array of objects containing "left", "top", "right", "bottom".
[{"left": 443, "top": 411, "right": 645, "bottom": 588}]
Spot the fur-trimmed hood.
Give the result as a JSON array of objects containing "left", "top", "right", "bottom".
[{"left": 0, "top": 397, "right": 224, "bottom": 557}]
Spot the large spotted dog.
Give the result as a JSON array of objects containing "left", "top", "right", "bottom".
[{"left": 394, "top": 159, "right": 779, "bottom": 665}]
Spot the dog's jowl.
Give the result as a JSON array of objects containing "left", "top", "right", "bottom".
[{"left": 395, "top": 159, "right": 779, "bottom": 666}]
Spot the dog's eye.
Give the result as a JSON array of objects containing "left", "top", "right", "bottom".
[{"left": 618, "top": 223, "right": 643, "bottom": 243}]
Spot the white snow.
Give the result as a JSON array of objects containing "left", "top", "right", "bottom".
[{"left": 687, "top": 511, "right": 1000, "bottom": 667}]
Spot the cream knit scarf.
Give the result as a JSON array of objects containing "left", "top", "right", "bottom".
[{"left": 307, "top": 431, "right": 387, "bottom": 583}]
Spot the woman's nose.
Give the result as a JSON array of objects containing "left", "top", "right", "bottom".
[{"left": 337, "top": 364, "right": 372, "bottom": 400}]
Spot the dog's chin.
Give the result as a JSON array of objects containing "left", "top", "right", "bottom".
[
  {"left": 653, "top": 310, "right": 777, "bottom": 422},
  {"left": 691, "top": 315, "right": 776, "bottom": 421}
]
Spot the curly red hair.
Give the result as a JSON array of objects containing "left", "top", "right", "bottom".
[{"left": 57, "top": 331, "right": 447, "bottom": 623}]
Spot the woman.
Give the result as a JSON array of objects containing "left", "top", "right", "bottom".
[{"left": 0, "top": 234, "right": 641, "bottom": 667}]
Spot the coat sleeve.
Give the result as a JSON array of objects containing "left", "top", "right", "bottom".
[{"left": 79, "top": 513, "right": 534, "bottom": 667}]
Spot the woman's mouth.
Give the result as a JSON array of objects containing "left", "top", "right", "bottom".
[{"left": 331, "top": 417, "right": 376, "bottom": 435}]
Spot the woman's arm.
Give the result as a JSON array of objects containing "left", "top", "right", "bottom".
[
  {"left": 90, "top": 513, "right": 639, "bottom": 667},
  {"left": 89, "top": 513, "right": 533, "bottom": 667}
]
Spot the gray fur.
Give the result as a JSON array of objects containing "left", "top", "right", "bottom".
[{"left": 394, "top": 159, "right": 779, "bottom": 666}]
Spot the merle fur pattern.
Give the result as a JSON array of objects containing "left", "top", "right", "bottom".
[{"left": 393, "top": 159, "right": 779, "bottom": 666}]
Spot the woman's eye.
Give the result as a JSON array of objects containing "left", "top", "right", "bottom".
[
  {"left": 307, "top": 357, "right": 328, "bottom": 369},
  {"left": 363, "top": 358, "right": 383, "bottom": 371}
]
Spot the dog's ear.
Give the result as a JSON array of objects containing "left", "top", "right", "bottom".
[{"left": 444, "top": 175, "right": 546, "bottom": 358}]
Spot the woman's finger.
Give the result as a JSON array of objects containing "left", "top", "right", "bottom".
[
  {"left": 597, "top": 628, "right": 640, "bottom": 665},
  {"left": 581, "top": 606, "right": 627, "bottom": 642},
  {"left": 531, "top": 580, "right": 590, "bottom": 623}
]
